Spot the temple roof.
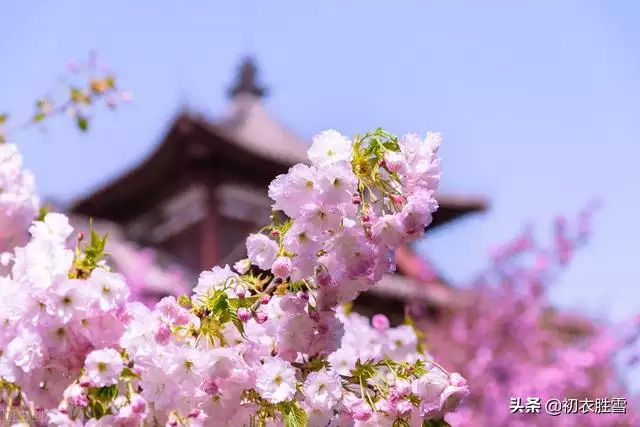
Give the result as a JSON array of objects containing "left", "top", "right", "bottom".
[
  {"left": 70, "top": 57, "right": 488, "bottom": 228},
  {"left": 70, "top": 105, "right": 487, "bottom": 227},
  {"left": 194, "top": 93, "right": 309, "bottom": 166},
  {"left": 370, "top": 274, "right": 465, "bottom": 307},
  {"left": 68, "top": 106, "right": 309, "bottom": 221}
]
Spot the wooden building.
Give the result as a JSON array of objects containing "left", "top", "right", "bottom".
[{"left": 69, "top": 57, "right": 488, "bottom": 324}]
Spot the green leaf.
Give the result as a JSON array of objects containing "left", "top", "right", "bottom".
[
  {"left": 105, "top": 74, "right": 117, "bottom": 89},
  {"left": 230, "top": 309, "right": 246, "bottom": 338},
  {"left": 422, "top": 419, "right": 452, "bottom": 427},
  {"left": 76, "top": 115, "right": 89, "bottom": 131},
  {"left": 33, "top": 112, "right": 46, "bottom": 123},
  {"left": 178, "top": 294, "right": 192, "bottom": 308},
  {"left": 228, "top": 295, "right": 256, "bottom": 310},
  {"left": 370, "top": 161, "right": 379, "bottom": 181},
  {"left": 90, "top": 225, "right": 100, "bottom": 248},
  {"left": 120, "top": 366, "right": 140, "bottom": 381},
  {"left": 69, "top": 87, "right": 85, "bottom": 103},
  {"left": 83, "top": 221, "right": 108, "bottom": 262},
  {"left": 92, "top": 401, "right": 105, "bottom": 418},
  {"left": 0, "top": 113, "right": 8, "bottom": 124},
  {"left": 404, "top": 310, "right": 416, "bottom": 327},
  {"left": 283, "top": 402, "right": 307, "bottom": 427},
  {"left": 212, "top": 293, "right": 229, "bottom": 314},
  {"left": 352, "top": 359, "right": 378, "bottom": 381},
  {"left": 93, "top": 384, "right": 118, "bottom": 402},
  {"left": 99, "top": 232, "right": 108, "bottom": 251},
  {"left": 36, "top": 205, "right": 50, "bottom": 222},
  {"left": 342, "top": 301, "right": 353, "bottom": 315}
]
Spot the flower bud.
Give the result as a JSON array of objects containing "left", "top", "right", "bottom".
[
  {"left": 153, "top": 323, "right": 172, "bottom": 345},
  {"left": 57, "top": 400, "right": 69, "bottom": 414},
  {"left": 234, "top": 284, "right": 247, "bottom": 298},
  {"left": 351, "top": 401, "right": 373, "bottom": 421},
  {"left": 166, "top": 413, "right": 179, "bottom": 427},
  {"left": 237, "top": 308, "right": 251, "bottom": 322},
  {"left": 174, "top": 310, "right": 191, "bottom": 326},
  {"left": 259, "top": 294, "right": 271, "bottom": 305},
  {"left": 383, "top": 151, "right": 405, "bottom": 172},
  {"left": 255, "top": 311, "right": 268, "bottom": 324},
  {"left": 449, "top": 372, "right": 467, "bottom": 388},
  {"left": 105, "top": 96, "right": 117, "bottom": 109},
  {"left": 119, "top": 91, "right": 133, "bottom": 102},
  {"left": 371, "top": 314, "right": 390, "bottom": 332},
  {"left": 271, "top": 256, "right": 293, "bottom": 279},
  {"left": 188, "top": 409, "right": 206, "bottom": 420},
  {"left": 391, "top": 194, "right": 405, "bottom": 205},
  {"left": 131, "top": 394, "right": 147, "bottom": 414},
  {"left": 65, "top": 384, "right": 88, "bottom": 408},
  {"left": 79, "top": 376, "right": 91, "bottom": 388}
]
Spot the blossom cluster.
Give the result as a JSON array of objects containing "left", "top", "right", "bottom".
[
  {"left": 0, "top": 212, "right": 130, "bottom": 409},
  {"left": 0, "top": 53, "right": 127, "bottom": 263},
  {"left": 419, "top": 207, "right": 639, "bottom": 426},
  {"left": 0, "top": 129, "right": 468, "bottom": 426},
  {"left": 0, "top": 143, "right": 39, "bottom": 257},
  {"left": 0, "top": 53, "right": 128, "bottom": 145}
]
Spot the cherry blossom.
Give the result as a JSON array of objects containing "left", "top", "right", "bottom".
[{"left": 0, "top": 128, "right": 466, "bottom": 426}]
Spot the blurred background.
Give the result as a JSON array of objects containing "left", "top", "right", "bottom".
[{"left": 1, "top": 2, "right": 638, "bottom": 324}]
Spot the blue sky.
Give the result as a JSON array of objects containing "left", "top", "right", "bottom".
[{"left": 1, "top": 1, "right": 639, "bottom": 325}]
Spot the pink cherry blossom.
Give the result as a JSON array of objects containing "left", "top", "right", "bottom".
[{"left": 0, "top": 129, "right": 467, "bottom": 426}]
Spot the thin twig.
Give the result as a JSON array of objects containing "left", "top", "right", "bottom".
[{"left": 251, "top": 277, "right": 280, "bottom": 311}]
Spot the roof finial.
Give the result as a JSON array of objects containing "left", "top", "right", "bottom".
[{"left": 228, "top": 56, "right": 267, "bottom": 99}]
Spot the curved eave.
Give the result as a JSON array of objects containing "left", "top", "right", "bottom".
[
  {"left": 68, "top": 112, "right": 301, "bottom": 221},
  {"left": 430, "top": 194, "right": 489, "bottom": 231},
  {"left": 193, "top": 100, "right": 309, "bottom": 166},
  {"left": 69, "top": 112, "right": 193, "bottom": 220},
  {"left": 370, "top": 274, "right": 468, "bottom": 308}
]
